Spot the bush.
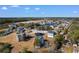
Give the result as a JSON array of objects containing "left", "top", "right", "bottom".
[
  {"left": 0, "top": 31, "right": 5, "bottom": 37},
  {"left": 0, "top": 43, "right": 13, "bottom": 53},
  {"left": 54, "top": 34, "right": 64, "bottom": 42}
]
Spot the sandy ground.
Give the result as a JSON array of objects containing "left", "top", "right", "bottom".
[
  {"left": 0, "top": 31, "right": 73, "bottom": 53},
  {"left": 0, "top": 20, "right": 73, "bottom": 53},
  {"left": 0, "top": 31, "right": 56, "bottom": 53},
  {"left": 0, "top": 32, "right": 35, "bottom": 53},
  {"left": 0, "top": 20, "right": 55, "bottom": 53}
]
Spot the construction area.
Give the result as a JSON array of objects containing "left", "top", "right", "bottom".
[{"left": 0, "top": 19, "right": 79, "bottom": 53}]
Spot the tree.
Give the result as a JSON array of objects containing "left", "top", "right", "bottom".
[
  {"left": 68, "top": 20, "right": 79, "bottom": 43},
  {"left": 69, "top": 30, "right": 79, "bottom": 41},
  {"left": 34, "top": 36, "right": 40, "bottom": 46},
  {"left": 64, "top": 29, "right": 68, "bottom": 35},
  {"left": 54, "top": 34, "right": 64, "bottom": 50},
  {"left": 0, "top": 43, "right": 13, "bottom": 53},
  {"left": 55, "top": 34, "right": 64, "bottom": 42}
]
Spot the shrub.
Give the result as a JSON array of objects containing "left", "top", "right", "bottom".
[{"left": 0, "top": 43, "right": 13, "bottom": 53}]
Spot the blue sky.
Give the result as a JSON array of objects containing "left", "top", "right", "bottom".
[{"left": 0, "top": 5, "right": 79, "bottom": 17}]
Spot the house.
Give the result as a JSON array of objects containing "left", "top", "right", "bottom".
[
  {"left": 4, "top": 28, "right": 13, "bottom": 35},
  {"left": 8, "top": 23, "right": 17, "bottom": 30},
  {"left": 16, "top": 27, "right": 27, "bottom": 41},
  {"left": 47, "top": 31, "right": 56, "bottom": 38},
  {"left": 3, "top": 23, "right": 17, "bottom": 36},
  {"left": 73, "top": 44, "right": 78, "bottom": 53},
  {"left": 34, "top": 33, "right": 45, "bottom": 48},
  {"left": 46, "top": 22, "right": 58, "bottom": 27},
  {"left": 32, "top": 30, "right": 47, "bottom": 33}
]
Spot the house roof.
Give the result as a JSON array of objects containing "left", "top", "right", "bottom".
[
  {"left": 35, "top": 33, "right": 44, "bottom": 36},
  {"left": 48, "top": 31, "right": 56, "bottom": 35}
]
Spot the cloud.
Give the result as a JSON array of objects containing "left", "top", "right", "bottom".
[
  {"left": 35, "top": 8, "right": 40, "bottom": 11},
  {"left": 25, "top": 7, "right": 30, "bottom": 10},
  {"left": 11, "top": 5, "right": 19, "bottom": 7},
  {"left": 73, "top": 11, "right": 78, "bottom": 13},
  {"left": 1, "top": 7, "right": 7, "bottom": 10}
]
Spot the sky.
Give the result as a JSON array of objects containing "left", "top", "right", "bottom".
[{"left": 0, "top": 5, "right": 79, "bottom": 17}]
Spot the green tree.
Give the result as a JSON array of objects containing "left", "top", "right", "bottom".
[
  {"left": 64, "top": 29, "right": 68, "bottom": 35},
  {"left": 54, "top": 34, "right": 64, "bottom": 43},
  {"left": 34, "top": 36, "right": 40, "bottom": 46}
]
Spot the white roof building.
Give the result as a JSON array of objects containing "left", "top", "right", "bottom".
[
  {"left": 47, "top": 31, "right": 56, "bottom": 38},
  {"left": 32, "top": 30, "right": 48, "bottom": 33}
]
